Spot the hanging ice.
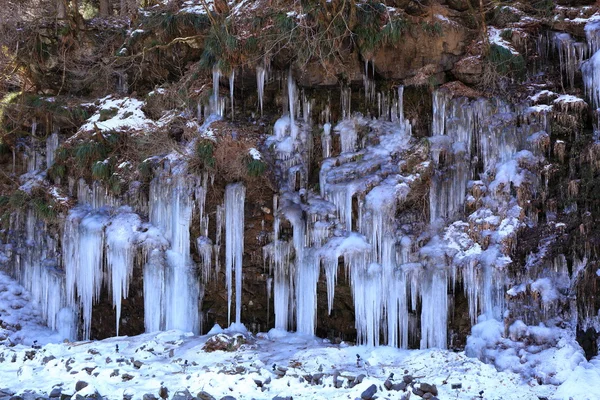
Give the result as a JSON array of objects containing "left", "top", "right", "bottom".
[{"left": 225, "top": 182, "right": 245, "bottom": 325}]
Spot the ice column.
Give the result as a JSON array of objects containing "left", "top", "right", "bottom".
[
  {"left": 225, "top": 182, "right": 245, "bottom": 325},
  {"left": 106, "top": 210, "right": 141, "bottom": 335},
  {"left": 63, "top": 207, "right": 109, "bottom": 339},
  {"left": 148, "top": 171, "right": 200, "bottom": 333}
]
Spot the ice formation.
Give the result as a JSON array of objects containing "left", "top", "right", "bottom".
[
  {"left": 3, "top": 40, "right": 595, "bottom": 352},
  {"left": 225, "top": 182, "right": 245, "bottom": 325}
]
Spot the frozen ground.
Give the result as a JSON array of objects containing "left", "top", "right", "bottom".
[{"left": 0, "top": 272, "right": 598, "bottom": 400}]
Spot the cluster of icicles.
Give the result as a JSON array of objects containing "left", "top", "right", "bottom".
[
  {"left": 14, "top": 156, "right": 245, "bottom": 340},
  {"left": 261, "top": 63, "right": 559, "bottom": 349},
  {"left": 12, "top": 16, "right": 600, "bottom": 344}
]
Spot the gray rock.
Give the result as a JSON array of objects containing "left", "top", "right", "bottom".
[
  {"left": 360, "top": 384, "right": 377, "bottom": 400},
  {"left": 420, "top": 383, "right": 438, "bottom": 396},
  {"left": 219, "top": 397, "right": 237, "bottom": 400},
  {"left": 42, "top": 356, "right": 56, "bottom": 365},
  {"left": 196, "top": 392, "right": 215, "bottom": 400},
  {"left": 355, "top": 374, "right": 366, "bottom": 384},
  {"left": 271, "top": 397, "right": 292, "bottom": 400},
  {"left": 403, "top": 375, "right": 413, "bottom": 384},
  {"left": 9, "top": 396, "right": 23, "bottom": 400},
  {"left": 384, "top": 379, "right": 393, "bottom": 390},
  {"left": 49, "top": 389, "right": 62, "bottom": 399},
  {"left": 332, "top": 371, "right": 342, "bottom": 389},
  {"left": 74, "top": 382, "right": 88, "bottom": 392},
  {"left": 142, "top": 394, "right": 157, "bottom": 400},
  {"left": 311, "top": 373, "right": 323, "bottom": 385},
  {"left": 412, "top": 387, "right": 424, "bottom": 397},
  {"left": 132, "top": 361, "right": 143, "bottom": 370},
  {"left": 59, "top": 394, "right": 71, "bottom": 400},
  {"left": 392, "top": 382, "right": 407, "bottom": 391},
  {"left": 423, "top": 393, "right": 433, "bottom": 399}
]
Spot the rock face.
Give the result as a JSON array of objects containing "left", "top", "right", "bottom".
[
  {"left": 1, "top": 0, "right": 600, "bottom": 361},
  {"left": 373, "top": 23, "right": 468, "bottom": 81}
]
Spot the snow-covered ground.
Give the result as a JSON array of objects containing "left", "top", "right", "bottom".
[{"left": 0, "top": 272, "right": 598, "bottom": 400}]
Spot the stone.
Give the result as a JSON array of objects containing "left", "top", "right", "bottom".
[
  {"left": 423, "top": 393, "right": 433, "bottom": 399},
  {"left": 142, "top": 394, "right": 157, "bottom": 400},
  {"left": 403, "top": 375, "right": 414, "bottom": 384},
  {"left": 420, "top": 383, "right": 438, "bottom": 396},
  {"left": 74, "top": 382, "right": 88, "bottom": 393},
  {"left": 219, "top": 397, "right": 236, "bottom": 400},
  {"left": 121, "top": 374, "right": 134, "bottom": 382},
  {"left": 202, "top": 334, "right": 243, "bottom": 353},
  {"left": 392, "top": 382, "right": 407, "bottom": 391},
  {"left": 158, "top": 387, "right": 168, "bottom": 400},
  {"left": 413, "top": 388, "right": 424, "bottom": 397},
  {"left": 271, "top": 397, "right": 292, "bottom": 400},
  {"left": 133, "top": 361, "right": 143, "bottom": 369},
  {"left": 42, "top": 356, "right": 56, "bottom": 364},
  {"left": 49, "top": 389, "right": 61, "bottom": 399},
  {"left": 196, "top": 392, "right": 215, "bottom": 400},
  {"left": 311, "top": 373, "right": 323, "bottom": 385},
  {"left": 360, "top": 385, "right": 377, "bottom": 400},
  {"left": 355, "top": 374, "right": 366, "bottom": 384},
  {"left": 384, "top": 379, "right": 393, "bottom": 390},
  {"left": 452, "top": 55, "right": 484, "bottom": 85}
]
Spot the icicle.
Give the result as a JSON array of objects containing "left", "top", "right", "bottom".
[
  {"left": 63, "top": 207, "right": 109, "bottom": 340},
  {"left": 225, "top": 182, "right": 245, "bottom": 325},
  {"left": 583, "top": 50, "right": 600, "bottom": 107},
  {"left": 46, "top": 132, "right": 59, "bottom": 169},
  {"left": 143, "top": 248, "right": 165, "bottom": 333},
  {"left": 148, "top": 169, "right": 200, "bottom": 333},
  {"left": 586, "top": 19, "right": 600, "bottom": 55},
  {"left": 229, "top": 70, "right": 235, "bottom": 120},
  {"left": 257, "top": 66, "right": 266, "bottom": 116},
  {"left": 288, "top": 69, "right": 298, "bottom": 140},
  {"left": 197, "top": 236, "right": 213, "bottom": 283},
  {"left": 321, "top": 122, "right": 332, "bottom": 158},
  {"left": 106, "top": 211, "right": 141, "bottom": 335},
  {"left": 341, "top": 86, "right": 351, "bottom": 120},
  {"left": 420, "top": 270, "right": 448, "bottom": 349}
]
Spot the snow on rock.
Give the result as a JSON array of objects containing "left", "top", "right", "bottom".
[
  {"left": 80, "top": 96, "right": 155, "bottom": 133},
  {"left": 467, "top": 316, "right": 587, "bottom": 387},
  {"left": 488, "top": 27, "right": 519, "bottom": 55}
]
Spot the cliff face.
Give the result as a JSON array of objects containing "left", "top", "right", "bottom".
[{"left": 1, "top": 0, "right": 600, "bottom": 365}]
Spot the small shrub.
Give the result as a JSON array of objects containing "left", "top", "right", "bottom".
[
  {"left": 488, "top": 44, "right": 526, "bottom": 78},
  {"left": 196, "top": 141, "right": 216, "bottom": 169},
  {"left": 500, "top": 29, "right": 513, "bottom": 41},
  {"left": 92, "top": 160, "right": 112, "bottom": 181},
  {"left": 246, "top": 157, "right": 266, "bottom": 177}
]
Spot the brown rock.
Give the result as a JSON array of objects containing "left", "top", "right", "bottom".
[
  {"left": 452, "top": 55, "right": 484, "bottom": 85},
  {"left": 373, "top": 23, "right": 468, "bottom": 81}
]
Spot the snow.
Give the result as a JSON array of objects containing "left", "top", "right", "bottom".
[
  {"left": 80, "top": 96, "right": 155, "bottom": 133},
  {"left": 488, "top": 27, "right": 520, "bottom": 55},
  {"left": 0, "top": 323, "right": 591, "bottom": 400}
]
